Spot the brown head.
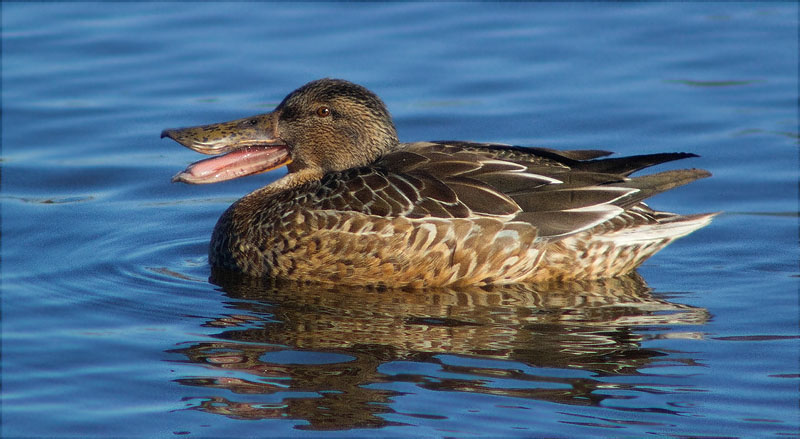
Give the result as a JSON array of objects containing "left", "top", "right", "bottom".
[{"left": 162, "top": 78, "right": 399, "bottom": 184}]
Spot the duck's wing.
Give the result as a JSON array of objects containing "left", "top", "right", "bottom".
[{"left": 311, "top": 141, "right": 709, "bottom": 238}]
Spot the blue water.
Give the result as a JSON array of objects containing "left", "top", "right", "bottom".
[{"left": 2, "top": 3, "right": 798, "bottom": 437}]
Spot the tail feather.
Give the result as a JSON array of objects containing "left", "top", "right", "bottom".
[
  {"left": 580, "top": 152, "right": 699, "bottom": 176},
  {"left": 615, "top": 169, "right": 712, "bottom": 208},
  {"left": 599, "top": 212, "right": 719, "bottom": 244}
]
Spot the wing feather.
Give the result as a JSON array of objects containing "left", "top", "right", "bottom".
[{"left": 305, "top": 141, "right": 708, "bottom": 240}]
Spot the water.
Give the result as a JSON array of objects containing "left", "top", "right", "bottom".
[{"left": 2, "top": 3, "right": 798, "bottom": 437}]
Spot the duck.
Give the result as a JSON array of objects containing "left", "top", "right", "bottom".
[{"left": 162, "top": 78, "right": 716, "bottom": 288}]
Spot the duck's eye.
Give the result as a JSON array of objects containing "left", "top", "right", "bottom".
[
  {"left": 315, "top": 106, "right": 331, "bottom": 118},
  {"left": 249, "top": 119, "right": 258, "bottom": 125}
]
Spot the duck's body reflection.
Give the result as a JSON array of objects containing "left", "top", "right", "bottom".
[{"left": 170, "top": 273, "right": 708, "bottom": 430}]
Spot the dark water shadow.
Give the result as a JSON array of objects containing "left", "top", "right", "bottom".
[{"left": 168, "top": 272, "right": 709, "bottom": 430}]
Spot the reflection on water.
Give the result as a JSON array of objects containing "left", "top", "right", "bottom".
[{"left": 169, "top": 273, "right": 708, "bottom": 430}]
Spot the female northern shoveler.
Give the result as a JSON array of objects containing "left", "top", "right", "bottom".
[{"left": 162, "top": 78, "right": 715, "bottom": 288}]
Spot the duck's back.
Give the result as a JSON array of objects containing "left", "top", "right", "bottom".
[{"left": 211, "top": 141, "right": 714, "bottom": 287}]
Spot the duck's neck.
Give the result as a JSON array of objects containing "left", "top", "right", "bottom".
[{"left": 254, "top": 167, "right": 326, "bottom": 198}]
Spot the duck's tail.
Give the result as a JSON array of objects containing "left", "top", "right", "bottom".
[
  {"left": 579, "top": 152, "right": 700, "bottom": 176},
  {"left": 529, "top": 211, "right": 719, "bottom": 282}
]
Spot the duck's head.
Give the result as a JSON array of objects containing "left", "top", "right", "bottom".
[{"left": 162, "top": 78, "right": 399, "bottom": 184}]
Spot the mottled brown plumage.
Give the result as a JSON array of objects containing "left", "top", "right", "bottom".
[{"left": 163, "top": 78, "right": 716, "bottom": 287}]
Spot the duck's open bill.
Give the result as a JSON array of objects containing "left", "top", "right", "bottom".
[{"left": 162, "top": 112, "right": 291, "bottom": 184}]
